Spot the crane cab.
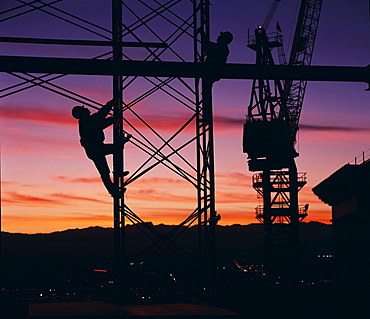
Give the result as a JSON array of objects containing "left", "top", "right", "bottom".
[{"left": 243, "top": 119, "right": 298, "bottom": 171}]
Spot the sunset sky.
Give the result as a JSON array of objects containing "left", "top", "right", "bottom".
[{"left": 1, "top": 0, "right": 369, "bottom": 234}]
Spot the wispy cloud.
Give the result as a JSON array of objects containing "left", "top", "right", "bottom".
[
  {"left": 51, "top": 175, "right": 102, "bottom": 184},
  {"left": 0, "top": 180, "right": 18, "bottom": 186},
  {"left": 0, "top": 103, "right": 74, "bottom": 126},
  {"left": 2, "top": 191, "right": 61, "bottom": 206},
  {"left": 201, "top": 114, "right": 370, "bottom": 134},
  {"left": 124, "top": 112, "right": 195, "bottom": 134},
  {"left": 132, "top": 176, "right": 190, "bottom": 186},
  {"left": 51, "top": 192, "right": 109, "bottom": 204},
  {"left": 300, "top": 124, "right": 370, "bottom": 132},
  {"left": 1, "top": 101, "right": 368, "bottom": 135},
  {"left": 128, "top": 188, "right": 195, "bottom": 204},
  {"left": 217, "top": 172, "right": 252, "bottom": 187},
  {"left": 7, "top": 101, "right": 365, "bottom": 137},
  {"left": 216, "top": 189, "right": 257, "bottom": 204},
  {"left": 301, "top": 129, "right": 370, "bottom": 144},
  {"left": 2, "top": 190, "right": 109, "bottom": 207},
  {"left": 214, "top": 116, "right": 244, "bottom": 126}
]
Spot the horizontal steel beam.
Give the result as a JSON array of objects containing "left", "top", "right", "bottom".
[
  {"left": 0, "top": 37, "right": 167, "bottom": 48},
  {"left": 0, "top": 55, "right": 369, "bottom": 83}
]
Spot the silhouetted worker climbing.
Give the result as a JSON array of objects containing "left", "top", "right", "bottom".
[
  {"left": 72, "top": 99, "right": 131, "bottom": 198},
  {"left": 205, "top": 31, "right": 233, "bottom": 83}
]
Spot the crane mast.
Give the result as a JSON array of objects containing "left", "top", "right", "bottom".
[{"left": 243, "top": 0, "right": 323, "bottom": 283}]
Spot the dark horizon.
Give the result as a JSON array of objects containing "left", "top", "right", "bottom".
[{"left": 0, "top": 219, "right": 331, "bottom": 235}]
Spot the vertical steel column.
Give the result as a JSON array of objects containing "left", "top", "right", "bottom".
[
  {"left": 200, "top": 82, "right": 216, "bottom": 263},
  {"left": 288, "top": 160, "right": 300, "bottom": 282},
  {"left": 194, "top": 0, "right": 215, "bottom": 265},
  {"left": 262, "top": 170, "right": 273, "bottom": 277},
  {"left": 112, "top": 0, "right": 125, "bottom": 276},
  {"left": 194, "top": 0, "right": 203, "bottom": 265},
  {"left": 258, "top": 165, "right": 303, "bottom": 283},
  {"left": 0, "top": 152, "right": 2, "bottom": 275}
]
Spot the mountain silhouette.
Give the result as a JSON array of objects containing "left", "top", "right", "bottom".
[{"left": 1, "top": 222, "right": 332, "bottom": 269}]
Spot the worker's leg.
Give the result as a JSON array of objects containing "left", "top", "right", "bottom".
[
  {"left": 92, "top": 156, "right": 124, "bottom": 198},
  {"left": 85, "top": 146, "right": 122, "bottom": 198},
  {"left": 102, "top": 144, "right": 115, "bottom": 156},
  {"left": 90, "top": 156, "right": 113, "bottom": 194},
  {"left": 101, "top": 144, "right": 129, "bottom": 177}
]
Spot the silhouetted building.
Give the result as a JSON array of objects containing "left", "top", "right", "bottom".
[{"left": 313, "top": 159, "right": 370, "bottom": 287}]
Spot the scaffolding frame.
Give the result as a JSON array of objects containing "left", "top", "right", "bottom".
[
  {"left": 0, "top": 0, "right": 215, "bottom": 275},
  {"left": 1, "top": 1, "right": 369, "bottom": 287}
]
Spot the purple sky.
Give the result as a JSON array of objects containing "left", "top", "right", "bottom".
[{"left": 0, "top": 0, "right": 369, "bottom": 233}]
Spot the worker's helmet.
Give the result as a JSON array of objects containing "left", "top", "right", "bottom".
[
  {"left": 72, "top": 105, "right": 89, "bottom": 119},
  {"left": 219, "top": 31, "right": 233, "bottom": 44}
]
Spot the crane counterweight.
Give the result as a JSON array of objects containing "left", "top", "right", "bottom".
[{"left": 243, "top": 120, "right": 298, "bottom": 171}]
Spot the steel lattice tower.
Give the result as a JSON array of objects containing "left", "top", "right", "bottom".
[
  {"left": 0, "top": 0, "right": 216, "bottom": 278},
  {"left": 244, "top": 0, "right": 323, "bottom": 282},
  {"left": 1, "top": 0, "right": 369, "bottom": 291}
]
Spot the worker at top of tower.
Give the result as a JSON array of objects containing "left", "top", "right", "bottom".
[
  {"left": 205, "top": 31, "right": 233, "bottom": 64},
  {"left": 72, "top": 99, "right": 131, "bottom": 198},
  {"left": 204, "top": 31, "right": 233, "bottom": 83}
]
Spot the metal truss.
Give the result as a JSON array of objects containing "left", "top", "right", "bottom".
[
  {"left": 244, "top": 26, "right": 306, "bottom": 282},
  {"left": 253, "top": 170, "right": 308, "bottom": 224},
  {"left": 246, "top": 28, "right": 285, "bottom": 122},
  {"left": 252, "top": 165, "right": 308, "bottom": 281},
  {"left": 2, "top": 1, "right": 369, "bottom": 287},
  {"left": 0, "top": 0, "right": 215, "bottom": 275},
  {"left": 284, "top": 0, "right": 323, "bottom": 145}
]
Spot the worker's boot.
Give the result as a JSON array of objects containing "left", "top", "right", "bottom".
[
  {"left": 111, "top": 187, "right": 126, "bottom": 198},
  {"left": 113, "top": 171, "right": 129, "bottom": 177},
  {"left": 101, "top": 175, "right": 125, "bottom": 198}
]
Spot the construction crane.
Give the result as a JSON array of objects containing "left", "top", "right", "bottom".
[{"left": 243, "top": 0, "right": 323, "bottom": 282}]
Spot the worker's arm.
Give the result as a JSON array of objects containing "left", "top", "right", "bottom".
[
  {"left": 102, "top": 116, "right": 115, "bottom": 129},
  {"left": 97, "top": 99, "right": 115, "bottom": 118},
  {"left": 204, "top": 41, "right": 215, "bottom": 57}
]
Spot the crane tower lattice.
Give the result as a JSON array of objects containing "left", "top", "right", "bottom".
[{"left": 243, "top": 0, "right": 323, "bottom": 282}]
